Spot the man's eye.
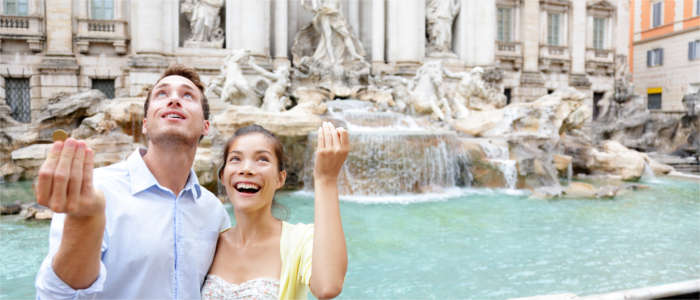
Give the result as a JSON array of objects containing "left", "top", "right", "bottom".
[
  {"left": 183, "top": 93, "right": 193, "bottom": 99},
  {"left": 156, "top": 91, "right": 166, "bottom": 97}
]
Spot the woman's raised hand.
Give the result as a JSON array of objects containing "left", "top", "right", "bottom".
[{"left": 314, "top": 122, "right": 349, "bottom": 183}]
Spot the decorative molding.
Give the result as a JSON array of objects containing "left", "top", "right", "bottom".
[
  {"left": 497, "top": 0, "right": 521, "bottom": 8},
  {"left": 540, "top": 0, "right": 570, "bottom": 13},
  {"left": 587, "top": 0, "right": 615, "bottom": 18},
  {"left": 569, "top": 73, "right": 591, "bottom": 88},
  {"left": 520, "top": 71, "right": 545, "bottom": 86}
]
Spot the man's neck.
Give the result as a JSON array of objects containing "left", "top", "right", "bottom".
[{"left": 142, "top": 143, "right": 197, "bottom": 196}]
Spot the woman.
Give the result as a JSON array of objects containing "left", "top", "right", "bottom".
[{"left": 203, "top": 122, "right": 349, "bottom": 299}]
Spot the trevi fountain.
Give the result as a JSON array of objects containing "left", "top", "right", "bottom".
[{"left": 1, "top": 0, "right": 699, "bottom": 299}]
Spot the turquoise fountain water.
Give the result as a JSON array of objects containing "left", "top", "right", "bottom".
[{"left": 1, "top": 177, "right": 699, "bottom": 299}]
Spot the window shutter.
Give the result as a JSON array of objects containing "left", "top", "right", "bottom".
[
  {"left": 647, "top": 50, "right": 651, "bottom": 67},
  {"left": 659, "top": 48, "right": 663, "bottom": 65},
  {"left": 691, "top": 42, "right": 695, "bottom": 61}
]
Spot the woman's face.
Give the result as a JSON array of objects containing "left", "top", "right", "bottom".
[{"left": 221, "top": 133, "right": 286, "bottom": 212}]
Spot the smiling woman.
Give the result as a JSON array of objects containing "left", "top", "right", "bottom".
[{"left": 205, "top": 123, "right": 349, "bottom": 300}]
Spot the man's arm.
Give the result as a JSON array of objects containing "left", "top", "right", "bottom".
[{"left": 35, "top": 139, "right": 106, "bottom": 293}]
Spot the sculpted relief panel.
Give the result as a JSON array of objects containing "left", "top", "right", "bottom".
[{"left": 180, "top": 0, "right": 225, "bottom": 48}]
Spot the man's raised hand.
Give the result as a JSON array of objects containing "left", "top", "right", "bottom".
[{"left": 36, "top": 138, "right": 104, "bottom": 217}]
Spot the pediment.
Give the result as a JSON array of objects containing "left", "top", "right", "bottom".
[{"left": 587, "top": 0, "right": 615, "bottom": 11}]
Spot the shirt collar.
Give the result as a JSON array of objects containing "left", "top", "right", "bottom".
[{"left": 127, "top": 148, "right": 203, "bottom": 201}]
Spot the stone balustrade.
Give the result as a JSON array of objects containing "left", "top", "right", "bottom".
[
  {"left": 495, "top": 41, "right": 523, "bottom": 71},
  {"left": 0, "top": 15, "right": 44, "bottom": 52},
  {"left": 584, "top": 48, "right": 614, "bottom": 75},
  {"left": 539, "top": 44, "right": 571, "bottom": 73},
  {"left": 75, "top": 18, "right": 129, "bottom": 54}
]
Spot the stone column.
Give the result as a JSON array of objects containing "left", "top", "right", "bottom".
[
  {"left": 45, "top": 0, "right": 73, "bottom": 56},
  {"left": 371, "top": 0, "right": 385, "bottom": 64},
  {"left": 518, "top": 0, "right": 545, "bottom": 101},
  {"left": 131, "top": 0, "right": 165, "bottom": 55},
  {"left": 521, "top": 0, "right": 540, "bottom": 73},
  {"left": 39, "top": 0, "right": 79, "bottom": 118},
  {"left": 474, "top": 0, "right": 496, "bottom": 66},
  {"left": 454, "top": 0, "right": 474, "bottom": 65},
  {"left": 570, "top": 0, "right": 586, "bottom": 74},
  {"left": 387, "top": 0, "right": 425, "bottom": 65},
  {"left": 228, "top": 0, "right": 271, "bottom": 59},
  {"left": 273, "top": 0, "right": 289, "bottom": 65},
  {"left": 569, "top": 0, "right": 590, "bottom": 89}
]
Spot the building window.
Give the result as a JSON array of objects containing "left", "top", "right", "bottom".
[
  {"left": 651, "top": 1, "right": 663, "bottom": 28},
  {"left": 504, "top": 88, "right": 512, "bottom": 105},
  {"left": 92, "top": 79, "right": 115, "bottom": 99},
  {"left": 497, "top": 7, "right": 513, "bottom": 42},
  {"left": 91, "top": 0, "right": 114, "bottom": 20},
  {"left": 647, "top": 90, "right": 662, "bottom": 110},
  {"left": 5, "top": 78, "right": 31, "bottom": 123},
  {"left": 3, "top": 0, "right": 28, "bottom": 16},
  {"left": 647, "top": 48, "right": 663, "bottom": 67},
  {"left": 547, "top": 13, "right": 562, "bottom": 46},
  {"left": 593, "top": 17, "right": 607, "bottom": 50},
  {"left": 690, "top": 40, "right": 700, "bottom": 61},
  {"left": 593, "top": 92, "right": 605, "bottom": 120}
]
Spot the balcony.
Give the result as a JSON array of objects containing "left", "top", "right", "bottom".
[
  {"left": 539, "top": 44, "right": 570, "bottom": 73},
  {"left": 76, "top": 18, "right": 129, "bottom": 55},
  {"left": 585, "top": 48, "right": 614, "bottom": 75},
  {"left": 0, "top": 15, "right": 44, "bottom": 52},
  {"left": 495, "top": 41, "right": 523, "bottom": 71}
]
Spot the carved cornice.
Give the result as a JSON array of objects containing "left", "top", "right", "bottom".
[
  {"left": 497, "top": 0, "right": 521, "bottom": 8},
  {"left": 540, "top": 0, "right": 570, "bottom": 13},
  {"left": 587, "top": 0, "right": 615, "bottom": 17}
]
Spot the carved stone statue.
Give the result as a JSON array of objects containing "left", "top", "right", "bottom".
[
  {"left": 406, "top": 61, "right": 453, "bottom": 121},
  {"left": 181, "top": 0, "right": 225, "bottom": 48},
  {"left": 248, "top": 58, "right": 292, "bottom": 112},
  {"left": 426, "top": 0, "right": 460, "bottom": 57},
  {"left": 208, "top": 49, "right": 260, "bottom": 106},
  {"left": 447, "top": 67, "right": 507, "bottom": 115},
  {"left": 296, "top": 0, "right": 365, "bottom": 65},
  {"left": 682, "top": 91, "right": 699, "bottom": 117}
]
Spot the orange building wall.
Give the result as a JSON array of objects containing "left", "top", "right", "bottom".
[
  {"left": 684, "top": 0, "right": 694, "bottom": 19},
  {"left": 641, "top": 0, "right": 677, "bottom": 39},
  {"left": 683, "top": 0, "right": 700, "bottom": 29},
  {"left": 641, "top": 0, "right": 650, "bottom": 30}
]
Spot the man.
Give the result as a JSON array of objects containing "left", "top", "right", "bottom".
[{"left": 35, "top": 64, "right": 230, "bottom": 299}]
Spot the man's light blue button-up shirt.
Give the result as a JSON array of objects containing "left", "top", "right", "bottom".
[{"left": 35, "top": 149, "right": 231, "bottom": 300}]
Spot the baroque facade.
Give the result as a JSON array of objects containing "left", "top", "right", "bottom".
[
  {"left": 630, "top": 0, "right": 700, "bottom": 112},
  {"left": 1, "top": 0, "right": 628, "bottom": 124}
]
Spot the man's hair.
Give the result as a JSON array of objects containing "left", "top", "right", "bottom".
[{"left": 143, "top": 64, "right": 210, "bottom": 120}]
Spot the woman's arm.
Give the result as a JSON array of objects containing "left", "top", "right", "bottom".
[{"left": 309, "top": 122, "right": 349, "bottom": 299}]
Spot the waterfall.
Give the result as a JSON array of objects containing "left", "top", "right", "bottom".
[
  {"left": 567, "top": 161, "right": 573, "bottom": 186},
  {"left": 303, "top": 100, "right": 469, "bottom": 198},
  {"left": 477, "top": 139, "right": 518, "bottom": 189},
  {"left": 641, "top": 161, "right": 656, "bottom": 181}
]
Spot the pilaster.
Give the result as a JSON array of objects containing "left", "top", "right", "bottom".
[{"left": 387, "top": 0, "right": 425, "bottom": 65}]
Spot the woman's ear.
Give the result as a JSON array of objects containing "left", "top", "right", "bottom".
[{"left": 277, "top": 170, "right": 287, "bottom": 189}]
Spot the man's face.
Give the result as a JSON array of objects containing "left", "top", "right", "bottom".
[{"left": 142, "top": 75, "right": 209, "bottom": 147}]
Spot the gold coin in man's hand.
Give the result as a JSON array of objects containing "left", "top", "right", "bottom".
[{"left": 52, "top": 129, "right": 68, "bottom": 142}]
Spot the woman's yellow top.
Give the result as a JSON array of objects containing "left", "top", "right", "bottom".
[{"left": 279, "top": 222, "right": 314, "bottom": 300}]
